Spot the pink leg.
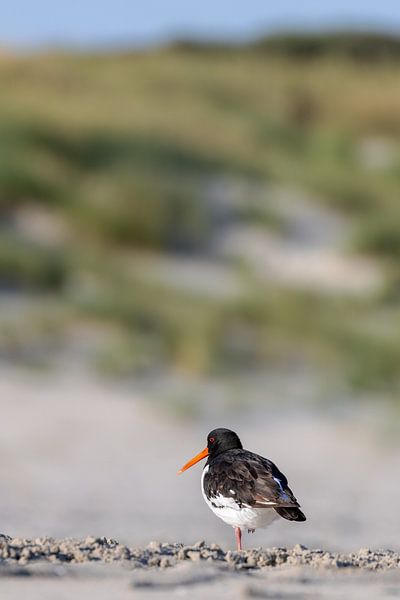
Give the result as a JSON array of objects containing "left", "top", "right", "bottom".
[{"left": 234, "top": 527, "right": 242, "bottom": 551}]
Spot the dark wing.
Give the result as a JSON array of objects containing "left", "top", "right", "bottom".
[
  {"left": 205, "top": 450, "right": 306, "bottom": 522},
  {"left": 248, "top": 453, "right": 306, "bottom": 521}
]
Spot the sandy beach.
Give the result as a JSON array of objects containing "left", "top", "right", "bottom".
[
  {"left": 0, "top": 367, "right": 399, "bottom": 597},
  {"left": 1, "top": 537, "right": 400, "bottom": 599}
]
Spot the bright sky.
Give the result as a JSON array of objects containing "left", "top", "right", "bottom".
[{"left": 2, "top": 0, "right": 400, "bottom": 49}]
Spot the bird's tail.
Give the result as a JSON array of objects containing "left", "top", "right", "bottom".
[{"left": 275, "top": 507, "right": 306, "bottom": 522}]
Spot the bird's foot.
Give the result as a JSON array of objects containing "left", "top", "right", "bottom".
[{"left": 247, "top": 528, "right": 255, "bottom": 534}]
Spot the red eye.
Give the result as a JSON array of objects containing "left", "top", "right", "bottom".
[{"left": 209, "top": 437, "right": 215, "bottom": 443}]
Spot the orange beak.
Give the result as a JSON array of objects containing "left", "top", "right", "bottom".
[{"left": 178, "top": 447, "right": 208, "bottom": 474}]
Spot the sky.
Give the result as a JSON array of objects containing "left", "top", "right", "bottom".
[{"left": 1, "top": 1, "right": 400, "bottom": 50}]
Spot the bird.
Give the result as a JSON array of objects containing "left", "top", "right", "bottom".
[{"left": 178, "top": 427, "right": 306, "bottom": 551}]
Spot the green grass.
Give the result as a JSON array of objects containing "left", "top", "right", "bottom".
[
  {"left": 0, "top": 233, "right": 67, "bottom": 289},
  {"left": 0, "top": 35, "right": 400, "bottom": 394}
]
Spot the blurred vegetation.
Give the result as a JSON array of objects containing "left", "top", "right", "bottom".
[
  {"left": 0, "top": 32, "right": 400, "bottom": 396},
  {"left": 175, "top": 31, "right": 400, "bottom": 62}
]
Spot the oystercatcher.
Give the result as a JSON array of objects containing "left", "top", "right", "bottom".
[{"left": 178, "top": 428, "right": 306, "bottom": 551}]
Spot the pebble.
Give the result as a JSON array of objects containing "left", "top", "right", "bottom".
[{"left": 0, "top": 535, "right": 398, "bottom": 572}]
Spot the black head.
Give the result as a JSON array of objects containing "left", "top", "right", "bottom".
[
  {"left": 207, "top": 428, "right": 243, "bottom": 458},
  {"left": 178, "top": 428, "right": 243, "bottom": 474}
]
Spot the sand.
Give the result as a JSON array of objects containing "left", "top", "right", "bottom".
[
  {"left": 1, "top": 367, "right": 400, "bottom": 598},
  {"left": 0, "top": 537, "right": 399, "bottom": 599}
]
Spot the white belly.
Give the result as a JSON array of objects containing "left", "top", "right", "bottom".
[{"left": 201, "top": 466, "right": 279, "bottom": 530}]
